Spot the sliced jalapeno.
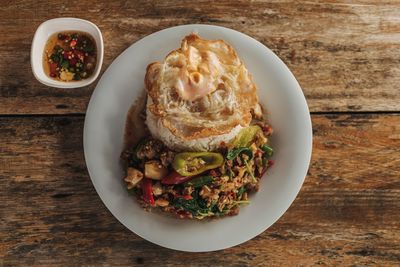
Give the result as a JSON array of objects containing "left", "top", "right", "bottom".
[
  {"left": 230, "top": 125, "right": 261, "bottom": 148},
  {"left": 172, "top": 152, "right": 224, "bottom": 176}
]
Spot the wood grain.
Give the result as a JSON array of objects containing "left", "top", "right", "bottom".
[
  {"left": 1, "top": 114, "right": 399, "bottom": 266},
  {"left": 1, "top": 1, "right": 400, "bottom": 265},
  {"left": 1, "top": 0, "right": 400, "bottom": 114}
]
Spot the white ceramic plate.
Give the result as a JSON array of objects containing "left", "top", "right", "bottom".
[{"left": 84, "top": 24, "right": 312, "bottom": 252}]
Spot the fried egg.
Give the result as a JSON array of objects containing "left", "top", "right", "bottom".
[{"left": 145, "top": 34, "right": 261, "bottom": 151}]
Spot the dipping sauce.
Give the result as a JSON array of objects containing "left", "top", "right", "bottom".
[{"left": 43, "top": 31, "right": 97, "bottom": 81}]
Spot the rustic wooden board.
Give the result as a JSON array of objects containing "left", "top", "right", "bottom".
[
  {"left": 1, "top": 1, "right": 400, "bottom": 114},
  {"left": 1, "top": 114, "right": 399, "bottom": 266}
]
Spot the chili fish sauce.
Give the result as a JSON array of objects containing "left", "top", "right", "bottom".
[{"left": 43, "top": 31, "right": 97, "bottom": 82}]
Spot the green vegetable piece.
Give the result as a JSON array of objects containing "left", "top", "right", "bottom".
[
  {"left": 84, "top": 45, "right": 94, "bottom": 53},
  {"left": 226, "top": 147, "right": 255, "bottom": 182},
  {"left": 124, "top": 138, "right": 148, "bottom": 168},
  {"left": 262, "top": 157, "right": 267, "bottom": 167},
  {"left": 230, "top": 125, "right": 261, "bottom": 148},
  {"left": 228, "top": 169, "right": 234, "bottom": 180},
  {"left": 131, "top": 138, "right": 149, "bottom": 163},
  {"left": 226, "top": 147, "right": 253, "bottom": 161},
  {"left": 55, "top": 46, "right": 63, "bottom": 54},
  {"left": 172, "top": 152, "right": 224, "bottom": 176},
  {"left": 233, "top": 200, "right": 250, "bottom": 205},
  {"left": 244, "top": 160, "right": 257, "bottom": 183},
  {"left": 73, "top": 73, "right": 81, "bottom": 81},
  {"left": 172, "top": 188, "right": 215, "bottom": 217},
  {"left": 183, "top": 175, "right": 213, "bottom": 188},
  {"left": 261, "top": 145, "right": 274, "bottom": 157},
  {"left": 213, "top": 207, "right": 230, "bottom": 216},
  {"left": 50, "top": 54, "right": 59, "bottom": 62},
  {"left": 173, "top": 197, "right": 208, "bottom": 216},
  {"left": 237, "top": 186, "right": 246, "bottom": 199},
  {"left": 61, "top": 60, "right": 69, "bottom": 69},
  {"left": 127, "top": 187, "right": 138, "bottom": 195}
]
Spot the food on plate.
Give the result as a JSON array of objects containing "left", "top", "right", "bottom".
[
  {"left": 145, "top": 33, "right": 262, "bottom": 151},
  {"left": 43, "top": 31, "right": 96, "bottom": 81},
  {"left": 121, "top": 34, "right": 274, "bottom": 219}
]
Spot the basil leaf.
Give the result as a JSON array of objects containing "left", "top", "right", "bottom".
[
  {"left": 183, "top": 176, "right": 213, "bottom": 188},
  {"left": 261, "top": 145, "right": 274, "bottom": 157},
  {"left": 226, "top": 147, "right": 253, "bottom": 160},
  {"left": 172, "top": 188, "right": 215, "bottom": 217},
  {"left": 50, "top": 54, "right": 59, "bottom": 62},
  {"left": 61, "top": 60, "right": 70, "bottom": 69},
  {"left": 172, "top": 197, "right": 209, "bottom": 216}
]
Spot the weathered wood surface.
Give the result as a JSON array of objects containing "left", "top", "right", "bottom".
[
  {"left": 1, "top": 0, "right": 400, "bottom": 265},
  {"left": 1, "top": 115, "right": 399, "bottom": 266},
  {"left": 1, "top": 0, "right": 400, "bottom": 114}
]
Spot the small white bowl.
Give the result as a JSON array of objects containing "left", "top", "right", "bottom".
[{"left": 31, "top": 18, "right": 104, "bottom": 88}]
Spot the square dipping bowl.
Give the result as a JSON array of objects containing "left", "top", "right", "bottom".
[{"left": 31, "top": 17, "right": 104, "bottom": 88}]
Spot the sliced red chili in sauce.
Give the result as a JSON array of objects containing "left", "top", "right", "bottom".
[{"left": 43, "top": 31, "right": 97, "bottom": 81}]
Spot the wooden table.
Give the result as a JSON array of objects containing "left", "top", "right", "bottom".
[{"left": 1, "top": 1, "right": 399, "bottom": 266}]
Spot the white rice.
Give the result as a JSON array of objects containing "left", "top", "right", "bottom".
[{"left": 146, "top": 109, "right": 242, "bottom": 152}]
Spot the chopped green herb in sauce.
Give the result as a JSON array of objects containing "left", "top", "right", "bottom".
[{"left": 43, "top": 31, "right": 97, "bottom": 81}]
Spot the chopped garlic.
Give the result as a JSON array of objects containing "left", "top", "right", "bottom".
[{"left": 60, "top": 70, "right": 74, "bottom": 81}]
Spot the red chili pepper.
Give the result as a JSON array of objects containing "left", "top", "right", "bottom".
[
  {"left": 259, "top": 168, "right": 267, "bottom": 178},
  {"left": 161, "top": 171, "right": 192, "bottom": 185},
  {"left": 261, "top": 124, "right": 273, "bottom": 136},
  {"left": 49, "top": 63, "right": 58, "bottom": 74},
  {"left": 209, "top": 169, "right": 220, "bottom": 177},
  {"left": 259, "top": 159, "right": 275, "bottom": 178},
  {"left": 141, "top": 178, "right": 155, "bottom": 205},
  {"left": 175, "top": 194, "right": 193, "bottom": 200},
  {"left": 267, "top": 159, "right": 275, "bottom": 167},
  {"left": 73, "top": 50, "right": 84, "bottom": 60},
  {"left": 63, "top": 51, "right": 72, "bottom": 59},
  {"left": 69, "top": 58, "right": 78, "bottom": 67},
  {"left": 255, "top": 150, "right": 263, "bottom": 157},
  {"left": 261, "top": 161, "right": 273, "bottom": 176}
]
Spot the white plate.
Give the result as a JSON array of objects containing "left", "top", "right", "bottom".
[{"left": 84, "top": 24, "right": 312, "bottom": 252}]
